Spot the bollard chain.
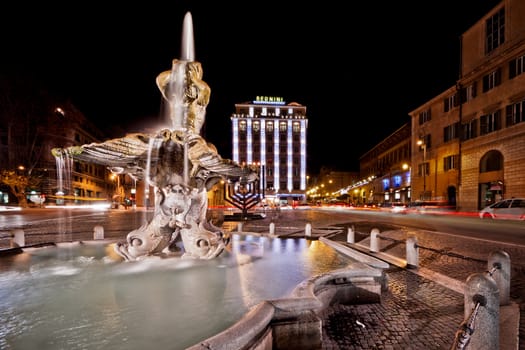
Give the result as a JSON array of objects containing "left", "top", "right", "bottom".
[
  {"left": 375, "top": 235, "right": 400, "bottom": 243},
  {"left": 417, "top": 245, "right": 486, "bottom": 263},
  {"left": 375, "top": 238, "right": 486, "bottom": 264},
  {"left": 451, "top": 294, "right": 486, "bottom": 350},
  {"left": 487, "top": 262, "right": 501, "bottom": 277}
]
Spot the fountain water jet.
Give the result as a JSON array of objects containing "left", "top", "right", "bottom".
[
  {"left": 54, "top": 151, "right": 72, "bottom": 204},
  {"left": 52, "top": 12, "right": 258, "bottom": 262}
]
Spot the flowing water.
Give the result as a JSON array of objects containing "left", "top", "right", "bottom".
[
  {"left": 54, "top": 153, "right": 73, "bottom": 199},
  {"left": 0, "top": 234, "right": 353, "bottom": 350}
]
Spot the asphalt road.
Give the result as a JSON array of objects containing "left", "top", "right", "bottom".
[{"left": 1, "top": 206, "right": 524, "bottom": 248}]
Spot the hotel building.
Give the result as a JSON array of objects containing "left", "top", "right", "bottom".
[{"left": 230, "top": 96, "right": 308, "bottom": 205}]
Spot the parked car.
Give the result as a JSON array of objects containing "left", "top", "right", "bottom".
[{"left": 479, "top": 198, "right": 525, "bottom": 220}]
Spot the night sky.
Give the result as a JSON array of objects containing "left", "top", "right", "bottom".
[{"left": 0, "top": 1, "right": 501, "bottom": 174}]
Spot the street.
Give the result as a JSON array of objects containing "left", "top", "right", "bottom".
[
  {"left": 0, "top": 207, "right": 155, "bottom": 248},
  {"left": 1, "top": 206, "right": 524, "bottom": 249}
]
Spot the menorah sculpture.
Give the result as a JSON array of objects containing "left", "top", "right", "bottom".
[
  {"left": 52, "top": 12, "right": 258, "bottom": 261},
  {"left": 224, "top": 178, "right": 264, "bottom": 219}
]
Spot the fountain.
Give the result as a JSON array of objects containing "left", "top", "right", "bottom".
[
  {"left": 0, "top": 232, "right": 363, "bottom": 350},
  {"left": 0, "top": 12, "right": 388, "bottom": 350},
  {"left": 51, "top": 12, "right": 258, "bottom": 262}
]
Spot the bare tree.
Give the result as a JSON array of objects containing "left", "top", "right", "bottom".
[{"left": 0, "top": 75, "right": 50, "bottom": 207}]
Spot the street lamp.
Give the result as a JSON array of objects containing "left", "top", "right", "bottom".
[
  {"left": 54, "top": 107, "right": 65, "bottom": 117},
  {"left": 131, "top": 177, "right": 137, "bottom": 209},
  {"left": 260, "top": 163, "right": 265, "bottom": 199},
  {"left": 417, "top": 140, "right": 427, "bottom": 200},
  {"left": 109, "top": 167, "right": 124, "bottom": 208}
]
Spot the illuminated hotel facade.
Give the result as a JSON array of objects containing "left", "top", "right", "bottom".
[{"left": 230, "top": 96, "right": 308, "bottom": 204}]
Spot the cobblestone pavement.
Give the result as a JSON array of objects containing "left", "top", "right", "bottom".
[
  {"left": 319, "top": 267, "right": 465, "bottom": 350},
  {"left": 237, "top": 211, "right": 525, "bottom": 350}
]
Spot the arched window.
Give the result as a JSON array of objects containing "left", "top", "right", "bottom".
[{"left": 479, "top": 150, "right": 503, "bottom": 172}]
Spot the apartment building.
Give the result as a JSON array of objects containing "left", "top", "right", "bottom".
[
  {"left": 0, "top": 94, "right": 126, "bottom": 207},
  {"left": 315, "top": 167, "right": 359, "bottom": 202},
  {"left": 410, "top": 0, "right": 525, "bottom": 211},
  {"left": 353, "top": 123, "right": 412, "bottom": 206}
]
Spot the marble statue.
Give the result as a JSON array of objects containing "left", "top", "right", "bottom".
[{"left": 52, "top": 12, "right": 258, "bottom": 261}]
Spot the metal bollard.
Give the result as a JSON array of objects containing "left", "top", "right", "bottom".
[
  {"left": 11, "top": 229, "right": 25, "bottom": 248},
  {"left": 463, "top": 273, "right": 499, "bottom": 350},
  {"left": 370, "top": 228, "right": 380, "bottom": 253},
  {"left": 93, "top": 225, "right": 105, "bottom": 240},
  {"left": 488, "top": 250, "right": 510, "bottom": 306},
  {"left": 305, "top": 223, "right": 312, "bottom": 237},
  {"left": 237, "top": 222, "right": 243, "bottom": 232},
  {"left": 406, "top": 236, "right": 418, "bottom": 269},
  {"left": 269, "top": 222, "right": 275, "bottom": 235},
  {"left": 347, "top": 225, "right": 355, "bottom": 244}
]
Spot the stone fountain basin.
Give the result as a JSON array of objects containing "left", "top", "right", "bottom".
[
  {"left": 187, "top": 237, "right": 388, "bottom": 350},
  {"left": 0, "top": 234, "right": 387, "bottom": 350}
]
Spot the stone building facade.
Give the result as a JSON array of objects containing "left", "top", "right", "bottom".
[
  {"left": 357, "top": 123, "right": 412, "bottom": 206},
  {"left": 409, "top": 0, "right": 525, "bottom": 211},
  {"left": 0, "top": 91, "right": 139, "bottom": 207}
]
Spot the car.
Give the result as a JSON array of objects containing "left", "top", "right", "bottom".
[
  {"left": 380, "top": 202, "right": 408, "bottom": 214},
  {"left": 408, "top": 200, "right": 456, "bottom": 213},
  {"left": 479, "top": 198, "right": 525, "bottom": 220}
]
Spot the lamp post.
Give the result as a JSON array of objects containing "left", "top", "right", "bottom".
[
  {"left": 131, "top": 178, "right": 137, "bottom": 209},
  {"left": 260, "top": 163, "right": 265, "bottom": 199},
  {"left": 402, "top": 163, "right": 410, "bottom": 203},
  {"left": 417, "top": 140, "right": 427, "bottom": 200},
  {"left": 110, "top": 173, "right": 120, "bottom": 208},
  {"left": 109, "top": 167, "right": 124, "bottom": 208}
]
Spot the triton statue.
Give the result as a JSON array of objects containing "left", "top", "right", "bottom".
[{"left": 52, "top": 12, "right": 258, "bottom": 261}]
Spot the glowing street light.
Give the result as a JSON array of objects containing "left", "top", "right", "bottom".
[{"left": 417, "top": 140, "right": 427, "bottom": 199}]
